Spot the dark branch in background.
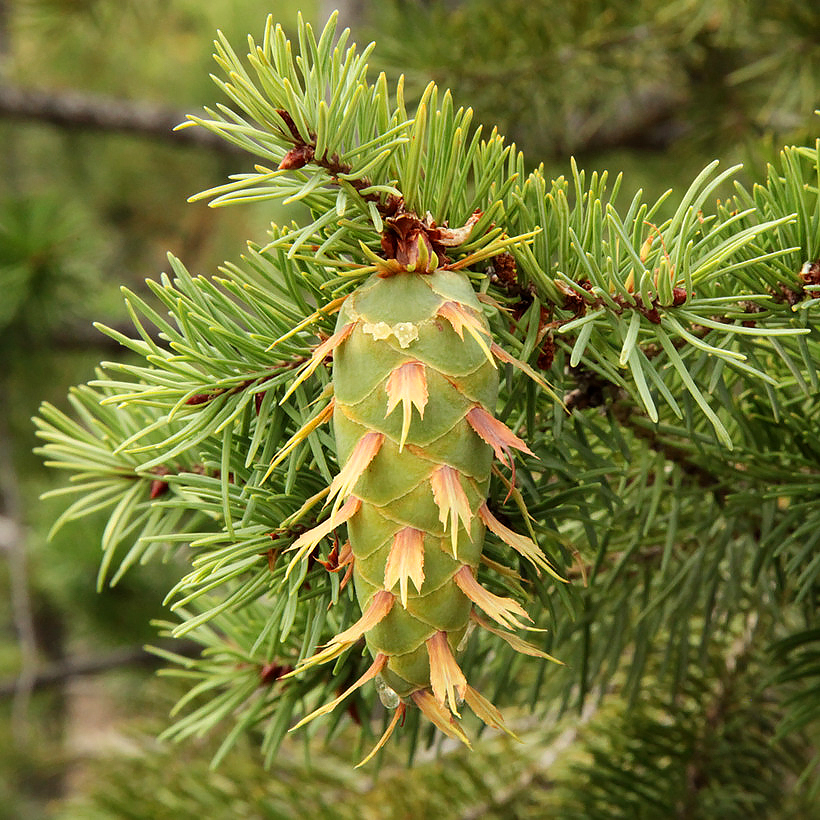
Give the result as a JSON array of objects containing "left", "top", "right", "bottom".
[
  {"left": 569, "top": 86, "right": 691, "bottom": 158},
  {"left": 679, "top": 616, "right": 758, "bottom": 818},
  {"left": 563, "top": 367, "right": 618, "bottom": 412},
  {"left": 619, "top": 410, "right": 729, "bottom": 503},
  {"left": 320, "top": 0, "right": 364, "bottom": 30},
  {"left": 0, "top": 413, "right": 38, "bottom": 739},
  {"left": 0, "top": 82, "right": 693, "bottom": 177},
  {"left": 0, "top": 84, "right": 244, "bottom": 155},
  {"left": 1, "top": 319, "right": 163, "bottom": 353},
  {"left": 0, "top": 1, "right": 9, "bottom": 68},
  {"left": 0, "top": 640, "right": 201, "bottom": 698}
]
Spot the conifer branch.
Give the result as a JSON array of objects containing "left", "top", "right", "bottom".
[{"left": 31, "top": 13, "right": 820, "bottom": 782}]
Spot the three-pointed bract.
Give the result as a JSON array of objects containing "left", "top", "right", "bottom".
[
  {"left": 385, "top": 361, "right": 428, "bottom": 451},
  {"left": 326, "top": 431, "right": 384, "bottom": 508},
  {"left": 454, "top": 565, "right": 533, "bottom": 630},
  {"left": 384, "top": 527, "right": 426, "bottom": 606},
  {"left": 426, "top": 630, "right": 468, "bottom": 716},
  {"left": 430, "top": 465, "right": 473, "bottom": 556}
]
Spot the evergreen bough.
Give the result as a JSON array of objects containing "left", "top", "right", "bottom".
[{"left": 35, "top": 10, "right": 819, "bottom": 804}]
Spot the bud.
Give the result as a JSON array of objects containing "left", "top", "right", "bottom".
[{"left": 278, "top": 144, "right": 315, "bottom": 170}]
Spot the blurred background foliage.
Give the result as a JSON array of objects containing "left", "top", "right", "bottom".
[{"left": 1, "top": 0, "right": 818, "bottom": 817}]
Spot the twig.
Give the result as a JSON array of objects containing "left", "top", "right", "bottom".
[{"left": 276, "top": 107, "right": 402, "bottom": 216}]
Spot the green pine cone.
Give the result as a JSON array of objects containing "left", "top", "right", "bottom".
[
  {"left": 333, "top": 269, "right": 496, "bottom": 696},
  {"left": 285, "top": 258, "right": 558, "bottom": 754}
]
